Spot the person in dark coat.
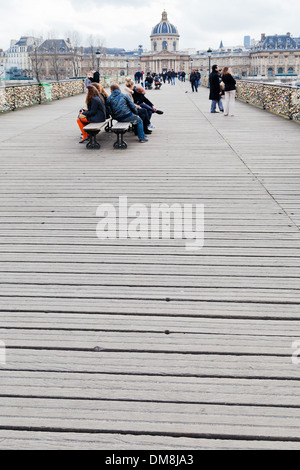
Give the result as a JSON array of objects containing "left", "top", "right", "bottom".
[
  {"left": 145, "top": 73, "right": 153, "bottom": 89},
  {"left": 132, "top": 85, "right": 163, "bottom": 127},
  {"left": 209, "top": 65, "right": 224, "bottom": 113},
  {"left": 77, "top": 85, "right": 106, "bottom": 143},
  {"left": 92, "top": 70, "right": 100, "bottom": 83},
  {"left": 171, "top": 69, "right": 176, "bottom": 85},
  {"left": 190, "top": 71, "right": 198, "bottom": 92},
  {"left": 195, "top": 70, "right": 201, "bottom": 87},
  {"left": 221, "top": 67, "right": 237, "bottom": 116}
]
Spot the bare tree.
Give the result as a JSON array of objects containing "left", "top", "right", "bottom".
[
  {"left": 67, "top": 31, "right": 82, "bottom": 78},
  {"left": 47, "top": 31, "right": 60, "bottom": 81},
  {"left": 88, "top": 34, "right": 106, "bottom": 70},
  {"left": 29, "top": 39, "right": 44, "bottom": 83},
  {"left": 88, "top": 34, "right": 97, "bottom": 70}
]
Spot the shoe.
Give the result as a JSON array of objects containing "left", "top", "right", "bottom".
[
  {"left": 156, "top": 110, "right": 164, "bottom": 115},
  {"left": 220, "top": 110, "right": 224, "bottom": 112},
  {"left": 139, "top": 138, "right": 148, "bottom": 143},
  {"left": 79, "top": 137, "right": 90, "bottom": 143},
  {"left": 211, "top": 111, "right": 219, "bottom": 113},
  {"left": 148, "top": 124, "right": 156, "bottom": 129},
  {"left": 144, "top": 130, "right": 152, "bottom": 135}
]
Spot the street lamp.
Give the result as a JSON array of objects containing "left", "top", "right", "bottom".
[
  {"left": 126, "top": 59, "right": 129, "bottom": 76},
  {"left": 190, "top": 58, "right": 194, "bottom": 73},
  {"left": 207, "top": 48, "right": 212, "bottom": 87},
  {"left": 96, "top": 49, "right": 101, "bottom": 78}
]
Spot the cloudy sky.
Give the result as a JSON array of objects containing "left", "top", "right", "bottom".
[{"left": 1, "top": 0, "right": 299, "bottom": 51}]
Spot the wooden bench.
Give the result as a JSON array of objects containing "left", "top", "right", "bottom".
[
  {"left": 111, "top": 122, "right": 131, "bottom": 150},
  {"left": 83, "top": 118, "right": 112, "bottom": 149}
]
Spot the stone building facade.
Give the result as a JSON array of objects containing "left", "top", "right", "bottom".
[
  {"left": 249, "top": 33, "right": 300, "bottom": 77},
  {"left": 3, "top": 15, "right": 300, "bottom": 81},
  {"left": 191, "top": 50, "right": 251, "bottom": 79}
]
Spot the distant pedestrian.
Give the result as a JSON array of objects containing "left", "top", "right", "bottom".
[
  {"left": 221, "top": 67, "right": 237, "bottom": 116},
  {"left": 171, "top": 69, "right": 176, "bottom": 85},
  {"left": 134, "top": 71, "right": 140, "bottom": 83},
  {"left": 92, "top": 69, "right": 100, "bottom": 83},
  {"left": 190, "top": 70, "right": 198, "bottom": 92},
  {"left": 195, "top": 70, "right": 201, "bottom": 87},
  {"left": 84, "top": 71, "right": 93, "bottom": 92},
  {"left": 209, "top": 65, "right": 224, "bottom": 113}
]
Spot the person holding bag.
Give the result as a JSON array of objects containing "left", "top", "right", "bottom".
[
  {"left": 77, "top": 85, "right": 106, "bottom": 143},
  {"left": 221, "top": 67, "right": 237, "bottom": 117}
]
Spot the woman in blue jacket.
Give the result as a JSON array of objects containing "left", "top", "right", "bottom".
[{"left": 77, "top": 85, "right": 106, "bottom": 143}]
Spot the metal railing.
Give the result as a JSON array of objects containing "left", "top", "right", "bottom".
[
  {"left": 0, "top": 76, "right": 127, "bottom": 113},
  {"left": 0, "top": 79, "right": 85, "bottom": 113},
  {"left": 235, "top": 80, "right": 300, "bottom": 121}
]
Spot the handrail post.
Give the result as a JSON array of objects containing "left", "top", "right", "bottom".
[
  {"left": 12, "top": 87, "right": 16, "bottom": 111},
  {"left": 288, "top": 90, "right": 293, "bottom": 120},
  {"left": 38, "top": 83, "right": 42, "bottom": 105},
  {"left": 262, "top": 84, "right": 266, "bottom": 110}
]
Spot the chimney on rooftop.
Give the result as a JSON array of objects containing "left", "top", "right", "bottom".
[{"left": 261, "top": 33, "right": 266, "bottom": 41}]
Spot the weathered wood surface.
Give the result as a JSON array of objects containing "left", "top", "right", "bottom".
[{"left": 0, "top": 82, "right": 300, "bottom": 449}]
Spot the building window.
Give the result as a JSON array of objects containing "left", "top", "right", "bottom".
[
  {"left": 288, "top": 67, "right": 294, "bottom": 74},
  {"left": 173, "top": 41, "right": 176, "bottom": 51},
  {"left": 162, "top": 41, "right": 168, "bottom": 51},
  {"left": 278, "top": 67, "right": 284, "bottom": 74},
  {"left": 154, "top": 42, "right": 157, "bottom": 52}
]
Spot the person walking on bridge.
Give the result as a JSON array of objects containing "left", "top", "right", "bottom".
[
  {"left": 190, "top": 70, "right": 198, "bottom": 92},
  {"left": 209, "top": 65, "right": 224, "bottom": 113},
  {"left": 221, "top": 67, "right": 236, "bottom": 116}
]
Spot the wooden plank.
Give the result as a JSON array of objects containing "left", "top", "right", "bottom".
[
  {"left": 1, "top": 430, "right": 299, "bottom": 450},
  {"left": 1, "top": 397, "right": 300, "bottom": 441},
  {"left": 1, "top": 349, "right": 299, "bottom": 379},
  {"left": 0, "top": 371, "right": 300, "bottom": 407},
  {"left": 0, "top": 82, "right": 300, "bottom": 449}
]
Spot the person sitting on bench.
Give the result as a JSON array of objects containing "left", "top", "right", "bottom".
[
  {"left": 145, "top": 73, "right": 153, "bottom": 89},
  {"left": 132, "top": 85, "right": 163, "bottom": 128},
  {"left": 154, "top": 74, "right": 162, "bottom": 89},
  {"left": 90, "top": 82, "right": 110, "bottom": 119},
  {"left": 77, "top": 85, "right": 106, "bottom": 143},
  {"left": 106, "top": 84, "right": 148, "bottom": 143},
  {"left": 124, "top": 78, "right": 152, "bottom": 135}
]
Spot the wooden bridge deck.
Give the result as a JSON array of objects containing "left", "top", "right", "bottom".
[{"left": 0, "top": 82, "right": 300, "bottom": 449}]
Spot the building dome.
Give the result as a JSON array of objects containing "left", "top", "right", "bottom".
[{"left": 151, "top": 11, "right": 179, "bottom": 37}]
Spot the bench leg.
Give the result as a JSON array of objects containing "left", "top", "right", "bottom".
[
  {"left": 86, "top": 131, "right": 101, "bottom": 150},
  {"left": 105, "top": 121, "right": 112, "bottom": 133},
  {"left": 113, "top": 131, "right": 128, "bottom": 150}
]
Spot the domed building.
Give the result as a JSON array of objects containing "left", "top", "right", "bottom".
[
  {"left": 141, "top": 11, "right": 190, "bottom": 74},
  {"left": 150, "top": 10, "right": 180, "bottom": 53}
]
